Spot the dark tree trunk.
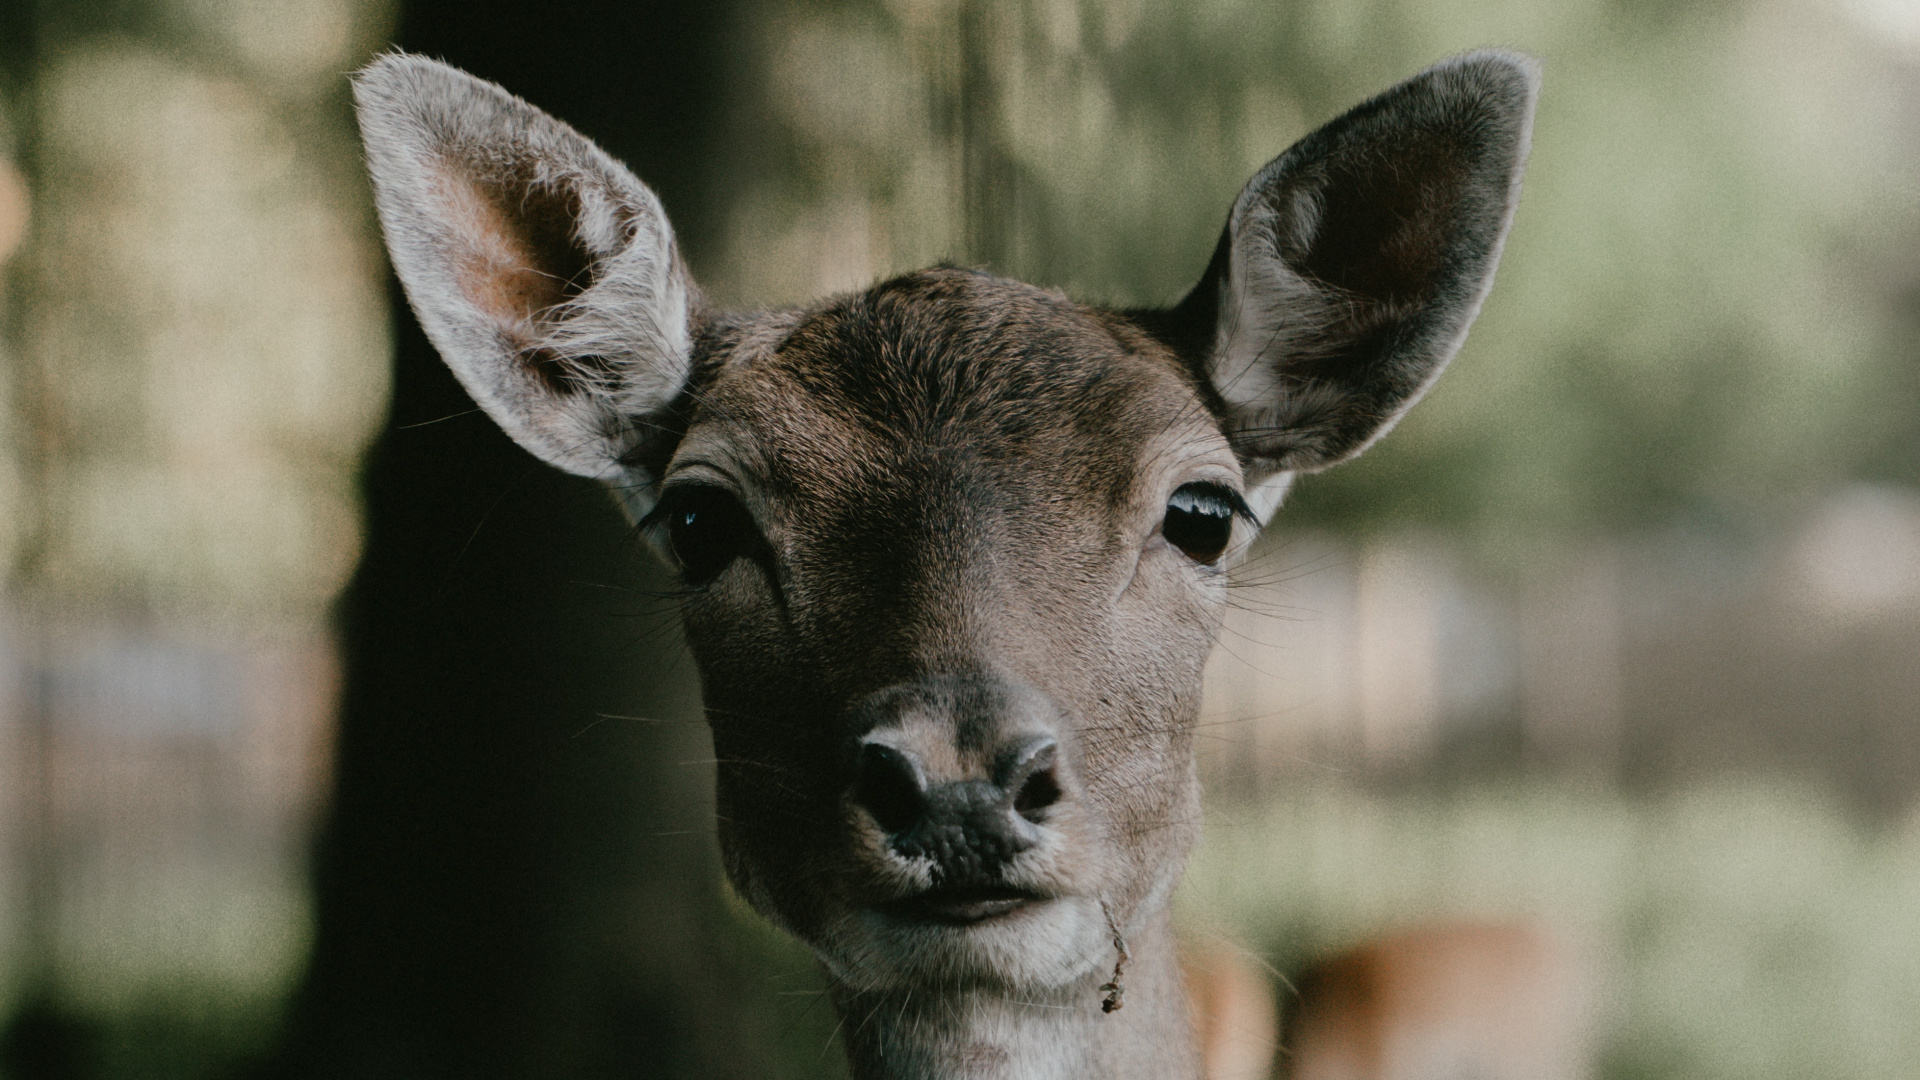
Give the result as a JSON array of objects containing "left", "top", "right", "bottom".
[{"left": 271, "top": 5, "right": 775, "bottom": 1077}]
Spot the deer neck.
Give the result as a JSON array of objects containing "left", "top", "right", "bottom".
[{"left": 830, "top": 905, "right": 1195, "bottom": 1080}]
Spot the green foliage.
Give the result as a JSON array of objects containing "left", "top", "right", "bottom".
[
  {"left": 1181, "top": 779, "right": 1920, "bottom": 1080},
  {"left": 729, "top": 0, "right": 1919, "bottom": 552},
  {"left": 0, "top": 982, "right": 285, "bottom": 1080}
]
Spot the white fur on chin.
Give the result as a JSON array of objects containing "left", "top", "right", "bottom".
[{"left": 815, "top": 895, "right": 1108, "bottom": 994}]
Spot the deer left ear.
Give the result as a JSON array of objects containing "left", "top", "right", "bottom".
[
  {"left": 1161, "top": 51, "right": 1538, "bottom": 521},
  {"left": 353, "top": 53, "right": 698, "bottom": 520}
]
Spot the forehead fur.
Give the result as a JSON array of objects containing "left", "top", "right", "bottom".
[{"left": 690, "top": 268, "right": 1217, "bottom": 492}]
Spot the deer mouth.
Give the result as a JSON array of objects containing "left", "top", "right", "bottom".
[{"left": 883, "top": 885, "right": 1047, "bottom": 926}]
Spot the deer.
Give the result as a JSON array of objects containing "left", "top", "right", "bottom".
[
  {"left": 351, "top": 48, "right": 1538, "bottom": 1080},
  {"left": 1185, "top": 944, "right": 1282, "bottom": 1080},
  {"left": 1284, "top": 921, "right": 1593, "bottom": 1080}
]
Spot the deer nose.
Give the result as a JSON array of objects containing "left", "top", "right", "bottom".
[{"left": 853, "top": 734, "right": 1064, "bottom": 881}]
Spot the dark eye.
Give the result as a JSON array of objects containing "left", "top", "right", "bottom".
[
  {"left": 656, "top": 485, "right": 757, "bottom": 584},
  {"left": 1162, "top": 482, "right": 1240, "bottom": 565}
]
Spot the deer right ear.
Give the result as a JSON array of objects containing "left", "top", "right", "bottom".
[
  {"left": 1160, "top": 51, "right": 1539, "bottom": 523},
  {"left": 353, "top": 53, "right": 695, "bottom": 517}
]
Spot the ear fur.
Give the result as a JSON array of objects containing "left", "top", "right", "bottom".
[
  {"left": 1160, "top": 51, "right": 1539, "bottom": 522},
  {"left": 352, "top": 52, "right": 695, "bottom": 515}
]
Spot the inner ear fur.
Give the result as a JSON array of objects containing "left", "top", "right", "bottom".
[
  {"left": 353, "top": 52, "right": 695, "bottom": 504},
  {"left": 442, "top": 163, "right": 593, "bottom": 355},
  {"left": 1147, "top": 50, "right": 1539, "bottom": 490}
]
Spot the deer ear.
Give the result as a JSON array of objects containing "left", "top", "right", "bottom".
[
  {"left": 1166, "top": 51, "right": 1538, "bottom": 521},
  {"left": 353, "top": 53, "right": 694, "bottom": 515}
]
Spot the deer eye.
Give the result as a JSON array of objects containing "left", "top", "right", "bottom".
[
  {"left": 1162, "top": 482, "right": 1241, "bottom": 565},
  {"left": 655, "top": 485, "right": 757, "bottom": 584}
]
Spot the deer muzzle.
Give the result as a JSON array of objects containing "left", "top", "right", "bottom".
[{"left": 846, "top": 677, "right": 1074, "bottom": 923}]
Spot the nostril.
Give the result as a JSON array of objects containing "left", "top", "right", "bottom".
[
  {"left": 854, "top": 742, "right": 926, "bottom": 835},
  {"left": 1013, "top": 767, "right": 1061, "bottom": 821},
  {"left": 1006, "top": 739, "right": 1062, "bottom": 823}
]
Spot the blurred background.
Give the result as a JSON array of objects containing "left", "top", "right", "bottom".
[{"left": 0, "top": 0, "right": 1917, "bottom": 1077}]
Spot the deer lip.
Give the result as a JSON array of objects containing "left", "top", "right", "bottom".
[{"left": 883, "top": 885, "right": 1046, "bottom": 926}]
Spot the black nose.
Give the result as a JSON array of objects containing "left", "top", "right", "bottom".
[{"left": 852, "top": 735, "right": 1064, "bottom": 883}]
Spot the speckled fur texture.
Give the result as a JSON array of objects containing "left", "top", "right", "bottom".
[{"left": 354, "top": 49, "right": 1537, "bottom": 1080}]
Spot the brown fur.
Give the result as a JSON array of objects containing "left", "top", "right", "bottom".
[
  {"left": 0, "top": 158, "right": 26, "bottom": 268},
  {"left": 1285, "top": 923, "right": 1592, "bottom": 1080},
  {"left": 1186, "top": 946, "right": 1281, "bottom": 1080}
]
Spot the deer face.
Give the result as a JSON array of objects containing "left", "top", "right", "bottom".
[
  {"left": 353, "top": 51, "right": 1535, "bottom": 997},
  {"left": 668, "top": 275, "right": 1239, "bottom": 990}
]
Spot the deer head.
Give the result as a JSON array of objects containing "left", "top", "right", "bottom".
[{"left": 353, "top": 50, "right": 1536, "bottom": 1080}]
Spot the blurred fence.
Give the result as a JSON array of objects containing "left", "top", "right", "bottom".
[
  {"left": 1202, "top": 483, "right": 1920, "bottom": 813},
  {"left": 0, "top": 613, "right": 331, "bottom": 1012},
  {"left": 0, "top": 0, "right": 387, "bottom": 1051}
]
